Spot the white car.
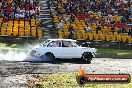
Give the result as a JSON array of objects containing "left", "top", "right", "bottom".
[{"left": 29, "top": 39, "right": 97, "bottom": 63}]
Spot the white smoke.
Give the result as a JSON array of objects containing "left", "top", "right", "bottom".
[
  {"left": 0, "top": 50, "right": 27, "bottom": 61},
  {"left": 0, "top": 46, "right": 53, "bottom": 62}
]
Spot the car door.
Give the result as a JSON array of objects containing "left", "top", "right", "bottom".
[
  {"left": 46, "top": 40, "right": 62, "bottom": 58},
  {"left": 61, "top": 41, "right": 80, "bottom": 58}
]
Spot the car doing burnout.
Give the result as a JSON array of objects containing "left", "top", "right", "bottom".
[{"left": 29, "top": 39, "right": 97, "bottom": 63}]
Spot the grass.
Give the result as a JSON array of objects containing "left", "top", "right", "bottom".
[
  {"left": 0, "top": 47, "right": 25, "bottom": 51},
  {"left": 97, "top": 48, "right": 132, "bottom": 55},
  {"left": 0, "top": 43, "right": 29, "bottom": 51},
  {"left": 33, "top": 73, "right": 132, "bottom": 88}
]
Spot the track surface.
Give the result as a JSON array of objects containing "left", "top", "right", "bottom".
[{"left": 0, "top": 58, "right": 132, "bottom": 88}]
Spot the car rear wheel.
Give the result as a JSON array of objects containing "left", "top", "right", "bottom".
[
  {"left": 81, "top": 52, "right": 93, "bottom": 63},
  {"left": 45, "top": 52, "right": 55, "bottom": 61}
]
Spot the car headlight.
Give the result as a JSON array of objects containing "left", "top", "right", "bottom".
[
  {"left": 32, "top": 50, "right": 36, "bottom": 53},
  {"left": 30, "top": 50, "right": 36, "bottom": 56}
]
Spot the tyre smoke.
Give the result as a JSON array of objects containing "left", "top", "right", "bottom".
[
  {"left": 0, "top": 50, "right": 27, "bottom": 61},
  {"left": 0, "top": 44, "right": 52, "bottom": 61}
]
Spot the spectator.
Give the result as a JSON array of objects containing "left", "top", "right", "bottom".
[
  {"left": 108, "top": 14, "right": 112, "bottom": 18},
  {"left": 56, "top": 20, "right": 63, "bottom": 30},
  {"left": 96, "top": 25, "right": 101, "bottom": 33},
  {"left": 105, "top": 18, "right": 110, "bottom": 24},
  {"left": 99, "top": 19, "right": 105, "bottom": 24},
  {"left": 50, "top": 0, "right": 131, "bottom": 36},
  {"left": 20, "top": 8, "right": 25, "bottom": 13},
  {"left": 0, "top": 9, "right": 3, "bottom": 17},
  {"left": 122, "top": 27, "right": 126, "bottom": 33},
  {"left": 111, "top": 25, "right": 115, "bottom": 33},
  {"left": 48, "top": 0, "right": 53, "bottom": 8},
  {"left": 84, "top": 17, "right": 89, "bottom": 25},
  {"left": 0, "top": 2, "right": 2, "bottom": 8},
  {"left": 9, "top": 11, "right": 15, "bottom": 18},
  {"left": 2, "top": 1, "right": 7, "bottom": 9},
  {"left": 68, "top": 24, "right": 74, "bottom": 32},
  {"left": 30, "top": 0, "right": 33, "bottom": 4},
  {"left": 26, "top": 0, "right": 30, "bottom": 4},
  {"left": 63, "top": 15, "right": 69, "bottom": 23},
  {"left": 84, "top": 25, "right": 91, "bottom": 32},
  {"left": 121, "top": 17, "right": 127, "bottom": 23},
  {"left": 16, "top": 6, "right": 20, "bottom": 13},
  {"left": 68, "top": 24, "right": 74, "bottom": 39},
  {"left": 15, "top": 13, "right": 20, "bottom": 18},
  {"left": 30, "top": 9, "right": 36, "bottom": 18},
  {"left": 110, "top": 20, "right": 115, "bottom": 25},
  {"left": 70, "top": 14, "right": 75, "bottom": 23},
  {"left": 35, "top": 4, "right": 40, "bottom": 15},
  {"left": 69, "top": 5, "right": 73, "bottom": 13},
  {"left": 19, "top": 12, "right": 25, "bottom": 18},
  {"left": 128, "top": 28, "right": 132, "bottom": 35}
]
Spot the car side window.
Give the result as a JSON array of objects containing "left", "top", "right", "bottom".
[
  {"left": 47, "top": 41, "right": 58, "bottom": 47},
  {"left": 41, "top": 40, "right": 50, "bottom": 46},
  {"left": 72, "top": 42, "right": 78, "bottom": 47},
  {"left": 62, "top": 41, "right": 74, "bottom": 47}
]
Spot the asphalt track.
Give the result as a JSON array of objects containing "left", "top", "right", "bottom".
[
  {"left": 1, "top": 58, "right": 132, "bottom": 75},
  {"left": 1, "top": 58, "right": 132, "bottom": 88},
  {"left": 0, "top": 49, "right": 132, "bottom": 88},
  {"left": 0, "top": 49, "right": 132, "bottom": 75}
]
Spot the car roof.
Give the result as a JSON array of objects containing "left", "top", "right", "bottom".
[{"left": 47, "top": 39, "right": 76, "bottom": 41}]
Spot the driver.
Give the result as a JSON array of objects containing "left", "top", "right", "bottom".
[{"left": 58, "top": 41, "right": 62, "bottom": 47}]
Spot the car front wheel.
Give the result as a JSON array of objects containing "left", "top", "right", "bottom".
[{"left": 81, "top": 52, "right": 93, "bottom": 63}]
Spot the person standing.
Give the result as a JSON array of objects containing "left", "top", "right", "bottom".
[
  {"left": 56, "top": 20, "right": 63, "bottom": 33},
  {"left": 84, "top": 25, "right": 92, "bottom": 32},
  {"left": 70, "top": 14, "right": 75, "bottom": 23},
  {"left": 68, "top": 24, "right": 74, "bottom": 39}
]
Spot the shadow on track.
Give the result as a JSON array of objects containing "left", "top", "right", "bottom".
[
  {"left": 0, "top": 50, "right": 91, "bottom": 64},
  {"left": 23, "top": 56, "right": 90, "bottom": 64}
]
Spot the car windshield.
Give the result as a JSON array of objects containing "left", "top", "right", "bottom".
[
  {"left": 76, "top": 41, "right": 90, "bottom": 47},
  {"left": 75, "top": 41, "right": 81, "bottom": 46},
  {"left": 41, "top": 40, "right": 50, "bottom": 46}
]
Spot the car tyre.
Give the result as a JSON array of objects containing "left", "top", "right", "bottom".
[
  {"left": 45, "top": 52, "right": 55, "bottom": 61},
  {"left": 81, "top": 52, "right": 93, "bottom": 63},
  {"left": 40, "top": 55, "right": 44, "bottom": 59}
]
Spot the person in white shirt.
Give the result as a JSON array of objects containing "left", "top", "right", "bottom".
[
  {"left": 105, "top": 18, "right": 110, "bottom": 24},
  {"left": 30, "top": 0, "right": 33, "bottom": 4},
  {"left": 15, "top": 13, "right": 20, "bottom": 18},
  {"left": 85, "top": 25, "right": 91, "bottom": 32},
  {"left": 108, "top": 14, "right": 112, "bottom": 18},
  {"left": 20, "top": 9, "right": 25, "bottom": 13},
  {"left": 30, "top": 9, "right": 35, "bottom": 15},
  {"left": 35, "top": 5, "right": 40, "bottom": 15},
  {"left": 19, "top": 12, "right": 25, "bottom": 18}
]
